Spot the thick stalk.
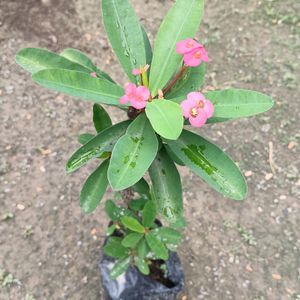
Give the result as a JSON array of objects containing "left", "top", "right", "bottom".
[{"left": 163, "top": 65, "right": 187, "bottom": 95}]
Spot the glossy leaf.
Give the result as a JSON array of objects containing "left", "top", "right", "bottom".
[
  {"left": 93, "top": 104, "right": 112, "bottom": 133},
  {"left": 166, "top": 63, "right": 206, "bottom": 99},
  {"left": 142, "top": 27, "right": 152, "bottom": 65},
  {"left": 60, "top": 48, "right": 114, "bottom": 82},
  {"left": 152, "top": 227, "right": 182, "bottom": 245},
  {"left": 205, "top": 89, "right": 274, "bottom": 119},
  {"left": 137, "top": 238, "right": 150, "bottom": 259},
  {"left": 102, "top": 0, "right": 146, "bottom": 82},
  {"left": 164, "top": 144, "right": 185, "bottom": 166},
  {"left": 121, "top": 216, "right": 145, "bottom": 233},
  {"left": 129, "top": 198, "right": 148, "bottom": 212},
  {"left": 105, "top": 200, "right": 133, "bottom": 221},
  {"left": 108, "top": 114, "right": 158, "bottom": 191},
  {"left": 149, "top": 148, "right": 183, "bottom": 224},
  {"left": 135, "top": 257, "right": 150, "bottom": 275},
  {"left": 16, "top": 48, "right": 90, "bottom": 74},
  {"left": 67, "top": 120, "right": 130, "bottom": 173},
  {"left": 32, "top": 69, "right": 124, "bottom": 106},
  {"left": 132, "top": 178, "right": 150, "bottom": 198},
  {"left": 78, "top": 133, "right": 94, "bottom": 145},
  {"left": 80, "top": 160, "right": 109, "bottom": 214},
  {"left": 122, "top": 233, "right": 143, "bottom": 248},
  {"left": 106, "top": 224, "right": 116, "bottom": 236},
  {"left": 145, "top": 100, "right": 183, "bottom": 140},
  {"left": 142, "top": 201, "right": 157, "bottom": 227},
  {"left": 149, "top": 0, "right": 204, "bottom": 96},
  {"left": 103, "top": 237, "right": 130, "bottom": 259},
  {"left": 145, "top": 232, "right": 168, "bottom": 260},
  {"left": 166, "top": 130, "right": 248, "bottom": 200},
  {"left": 110, "top": 257, "right": 131, "bottom": 279}
]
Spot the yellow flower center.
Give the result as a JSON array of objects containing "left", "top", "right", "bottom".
[
  {"left": 187, "top": 41, "right": 194, "bottom": 48},
  {"left": 193, "top": 51, "right": 202, "bottom": 59},
  {"left": 190, "top": 107, "right": 198, "bottom": 117}
]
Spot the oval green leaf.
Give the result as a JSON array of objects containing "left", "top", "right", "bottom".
[
  {"left": 204, "top": 89, "right": 274, "bottom": 119},
  {"left": 135, "top": 257, "right": 150, "bottom": 275},
  {"left": 121, "top": 216, "right": 145, "bottom": 233},
  {"left": 67, "top": 120, "right": 130, "bottom": 173},
  {"left": 108, "top": 114, "right": 158, "bottom": 191},
  {"left": 149, "top": 0, "right": 204, "bottom": 96},
  {"left": 122, "top": 233, "right": 144, "bottom": 248},
  {"left": 145, "top": 232, "right": 168, "bottom": 260},
  {"left": 60, "top": 48, "right": 114, "bottom": 82},
  {"left": 15, "top": 48, "right": 90, "bottom": 74},
  {"left": 103, "top": 237, "right": 130, "bottom": 259},
  {"left": 166, "top": 130, "right": 248, "bottom": 200},
  {"left": 145, "top": 100, "right": 183, "bottom": 140},
  {"left": 80, "top": 160, "right": 109, "bottom": 214},
  {"left": 142, "top": 201, "right": 157, "bottom": 228},
  {"left": 109, "top": 257, "right": 131, "bottom": 279},
  {"left": 102, "top": 0, "right": 146, "bottom": 82},
  {"left": 78, "top": 133, "right": 94, "bottom": 145},
  {"left": 93, "top": 104, "right": 112, "bottom": 133},
  {"left": 32, "top": 69, "right": 124, "bottom": 106},
  {"left": 149, "top": 148, "right": 183, "bottom": 224}
]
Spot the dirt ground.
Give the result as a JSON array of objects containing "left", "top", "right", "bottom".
[{"left": 0, "top": 0, "right": 299, "bottom": 299}]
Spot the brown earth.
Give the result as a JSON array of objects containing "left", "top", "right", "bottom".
[{"left": 0, "top": 0, "right": 299, "bottom": 299}]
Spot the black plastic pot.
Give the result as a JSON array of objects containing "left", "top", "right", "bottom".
[{"left": 99, "top": 251, "right": 184, "bottom": 300}]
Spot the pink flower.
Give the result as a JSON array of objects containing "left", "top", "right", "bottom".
[
  {"left": 183, "top": 47, "right": 209, "bottom": 67},
  {"left": 132, "top": 69, "right": 142, "bottom": 75},
  {"left": 176, "top": 38, "right": 200, "bottom": 54},
  {"left": 119, "top": 83, "right": 150, "bottom": 110},
  {"left": 181, "top": 92, "right": 214, "bottom": 128},
  {"left": 176, "top": 38, "right": 209, "bottom": 67}
]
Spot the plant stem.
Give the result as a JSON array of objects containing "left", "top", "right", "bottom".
[{"left": 163, "top": 65, "right": 187, "bottom": 96}]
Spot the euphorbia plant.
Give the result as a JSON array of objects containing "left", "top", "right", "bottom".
[{"left": 16, "top": 0, "right": 273, "bottom": 280}]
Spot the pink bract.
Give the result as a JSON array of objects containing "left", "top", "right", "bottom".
[
  {"left": 132, "top": 69, "right": 141, "bottom": 75},
  {"left": 90, "top": 72, "right": 97, "bottom": 78},
  {"left": 183, "top": 47, "right": 209, "bottom": 67},
  {"left": 181, "top": 92, "right": 214, "bottom": 128},
  {"left": 176, "top": 38, "right": 201, "bottom": 54},
  {"left": 119, "top": 83, "right": 150, "bottom": 110}
]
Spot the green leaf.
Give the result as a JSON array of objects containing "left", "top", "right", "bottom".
[
  {"left": 121, "top": 216, "right": 145, "bottom": 233},
  {"left": 122, "top": 233, "right": 144, "bottom": 248},
  {"left": 132, "top": 178, "right": 150, "bottom": 198},
  {"left": 164, "top": 145, "right": 185, "bottom": 166},
  {"left": 152, "top": 227, "right": 182, "bottom": 246},
  {"left": 103, "top": 237, "right": 130, "bottom": 259},
  {"left": 106, "top": 224, "right": 116, "bottom": 236},
  {"left": 137, "top": 238, "right": 150, "bottom": 259},
  {"left": 145, "top": 232, "right": 168, "bottom": 260},
  {"left": 166, "top": 63, "right": 206, "bottom": 99},
  {"left": 142, "top": 27, "right": 153, "bottom": 65},
  {"left": 149, "top": 0, "right": 204, "bottom": 96},
  {"left": 93, "top": 104, "right": 112, "bottom": 133},
  {"left": 102, "top": 0, "right": 146, "bottom": 82},
  {"left": 108, "top": 114, "right": 158, "bottom": 191},
  {"left": 32, "top": 69, "right": 124, "bottom": 106},
  {"left": 145, "top": 100, "right": 183, "bottom": 140},
  {"left": 67, "top": 120, "right": 130, "bottom": 173},
  {"left": 166, "top": 130, "right": 248, "bottom": 200},
  {"left": 15, "top": 48, "right": 90, "bottom": 74},
  {"left": 110, "top": 257, "right": 131, "bottom": 279},
  {"left": 142, "top": 201, "right": 157, "bottom": 228},
  {"left": 80, "top": 160, "right": 109, "bottom": 214},
  {"left": 149, "top": 148, "right": 183, "bottom": 224},
  {"left": 129, "top": 198, "right": 148, "bottom": 212},
  {"left": 78, "top": 133, "right": 94, "bottom": 145},
  {"left": 105, "top": 200, "right": 132, "bottom": 221},
  {"left": 204, "top": 89, "right": 274, "bottom": 119},
  {"left": 60, "top": 48, "right": 114, "bottom": 82},
  {"left": 135, "top": 257, "right": 150, "bottom": 275}
]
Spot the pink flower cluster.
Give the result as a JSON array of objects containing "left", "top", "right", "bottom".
[
  {"left": 181, "top": 92, "right": 214, "bottom": 127},
  {"left": 120, "top": 83, "right": 150, "bottom": 110},
  {"left": 176, "top": 38, "right": 209, "bottom": 67}
]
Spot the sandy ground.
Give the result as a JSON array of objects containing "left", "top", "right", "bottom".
[{"left": 0, "top": 0, "right": 299, "bottom": 299}]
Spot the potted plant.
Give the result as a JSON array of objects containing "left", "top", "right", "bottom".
[{"left": 15, "top": 0, "right": 274, "bottom": 299}]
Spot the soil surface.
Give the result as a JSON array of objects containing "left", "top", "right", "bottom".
[{"left": 0, "top": 0, "right": 299, "bottom": 299}]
